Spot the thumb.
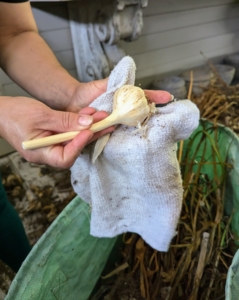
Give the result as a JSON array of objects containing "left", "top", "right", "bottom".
[
  {"left": 144, "top": 90, "right": 172, "bottom": 104},
  {"left": 42, "top": 109, "right": 94, "bottom": 133}
]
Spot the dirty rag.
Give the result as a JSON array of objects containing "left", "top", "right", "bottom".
[{"left": 70, "top": 56, "right": 200, "bottom": 251}]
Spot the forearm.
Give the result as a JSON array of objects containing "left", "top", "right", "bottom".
[
  {"left": 0, "top": 31, "right": 79, "bottom": 110},
  {"left": 0, "top": 2, "right": 79, "bottom": 110}
]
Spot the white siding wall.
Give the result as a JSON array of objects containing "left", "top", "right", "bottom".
[{"left": 120, "top": 0, "right": 239, "bottom": 86}]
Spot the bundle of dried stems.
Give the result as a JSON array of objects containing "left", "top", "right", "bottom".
[
  {"left": 93, "top": 69, "right": 238, "bottom": 300},
  {"left": 191, "top": 63, "right": 239, "bottom": 133},
  {"left": 94, "top": 123, "right": 235, "bottom": 300}
]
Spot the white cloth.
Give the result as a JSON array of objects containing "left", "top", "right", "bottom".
[{"left": 71, "top": 56, "right": 200, "bottom": 251}]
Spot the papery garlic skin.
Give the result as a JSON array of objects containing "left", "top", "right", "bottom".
[
  {"left": 112, "top": 85, "right": 152, "bottom": 126},
  {"left": 90, "top": 85, "right": 154, "bottom": 133},
  {"left": 91, "top": 84, "right": 155, "bottom": 163}
]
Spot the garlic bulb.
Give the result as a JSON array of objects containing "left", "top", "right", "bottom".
[
  {"left": 91, "top": 85, "right": 155, "bottom": 132},
  {"left": 92, "top": 85, "right": 155, "bottom": 162},
  {"left": 22, "top": 85, "right": 155, "bottom": 150},
  {"left": 113, "top": 85, "right": 155, "bottom": 126}
]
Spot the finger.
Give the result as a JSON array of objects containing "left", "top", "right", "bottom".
[
  {"left": 89, "top": 78, "right": 108, "bottom": 96},
  {"left": 77, "top": 78, "right": 108, "bottom": 107},
  {"left": 87, "top": 78, "right": 108, "bottom": 101},
  {"left": 42, "top": 109, "right": 94, "bottom": 133},
  {"left": 61, "top": 130, "right": 94, "bottom": 167},
  {"left": 92, "top": 111, "right": 109, "bottom": 123},
  {"left": 79, "top": 107, "right": 96, "bottom": 115},
  {"left": 88, "top": 111, "right": 115, "bottom": 143},
  {"left": 144, "top": 90, "right": 172, "bottom": 104},
  {"left": 88, "top": 126, "right": 115, "bottom": 144},
  {"left": 78, "top": 108, "right": 110, "bottom": 124},
  {"left": 59, "top": 111, "right": 111, "bottom": 146},
  {"left": 40, "top": 130, "right": 94, "bottom": 168}
]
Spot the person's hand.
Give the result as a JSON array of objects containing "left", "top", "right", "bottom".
[
  {"left": 0, "top": 96, "right": 114, "bottom": 168},
  {"left": 66, "top": 78, "right": 172, "bottom": 113},
  {"left": 0, "top": 80, "right": 171, "bottom": 169}
]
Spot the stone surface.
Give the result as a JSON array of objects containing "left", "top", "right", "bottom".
[{"left": 68, "top": 0, "right": 147, "bottom": 82}]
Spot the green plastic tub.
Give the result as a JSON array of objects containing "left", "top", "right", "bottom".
[{"left": 5, "top": 198, "right": 116, "bottom": 300}]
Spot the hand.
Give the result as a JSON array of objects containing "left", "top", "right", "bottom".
[
  {"left": 66, "top": 78, "right": 109, "bottom": 112},
  {"left": 0, "top": 96, "right": 113, "bottom": 168},
  {"left": 144, "top": 89, "right": 172, "bottom": 105},
  {"left": 67, "top": 79, "right": 172, "bottom": 113}
]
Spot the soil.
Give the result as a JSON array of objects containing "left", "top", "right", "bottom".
[{"left": 0, "top": 153, "right": 76, "bottom": 297}]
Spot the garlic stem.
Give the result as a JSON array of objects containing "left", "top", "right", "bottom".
[{"left": 22, "top": 114, "right": 119, "bottom": 150}]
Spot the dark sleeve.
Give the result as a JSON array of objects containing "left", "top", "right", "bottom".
[{"left": 0, "top": 0, "right": 28, "bottom": 2}]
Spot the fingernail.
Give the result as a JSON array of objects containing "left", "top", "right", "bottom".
[{"left": 78, "top": 115, "right": 93, "bottom": 126}]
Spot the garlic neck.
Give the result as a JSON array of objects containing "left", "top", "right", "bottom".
[{"left": 90, "top": 112, "right": 118, "bottom": 133}]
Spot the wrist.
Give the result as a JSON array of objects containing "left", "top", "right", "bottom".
[
  {"left": 52, "top": 71, "right": 81, "bottom": 111},
  {"left": 64, "top": 81, "right": 85, "bottom": 113},
  {"left": 36, "top": 68, "right": 81, "bottom": 111}
]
